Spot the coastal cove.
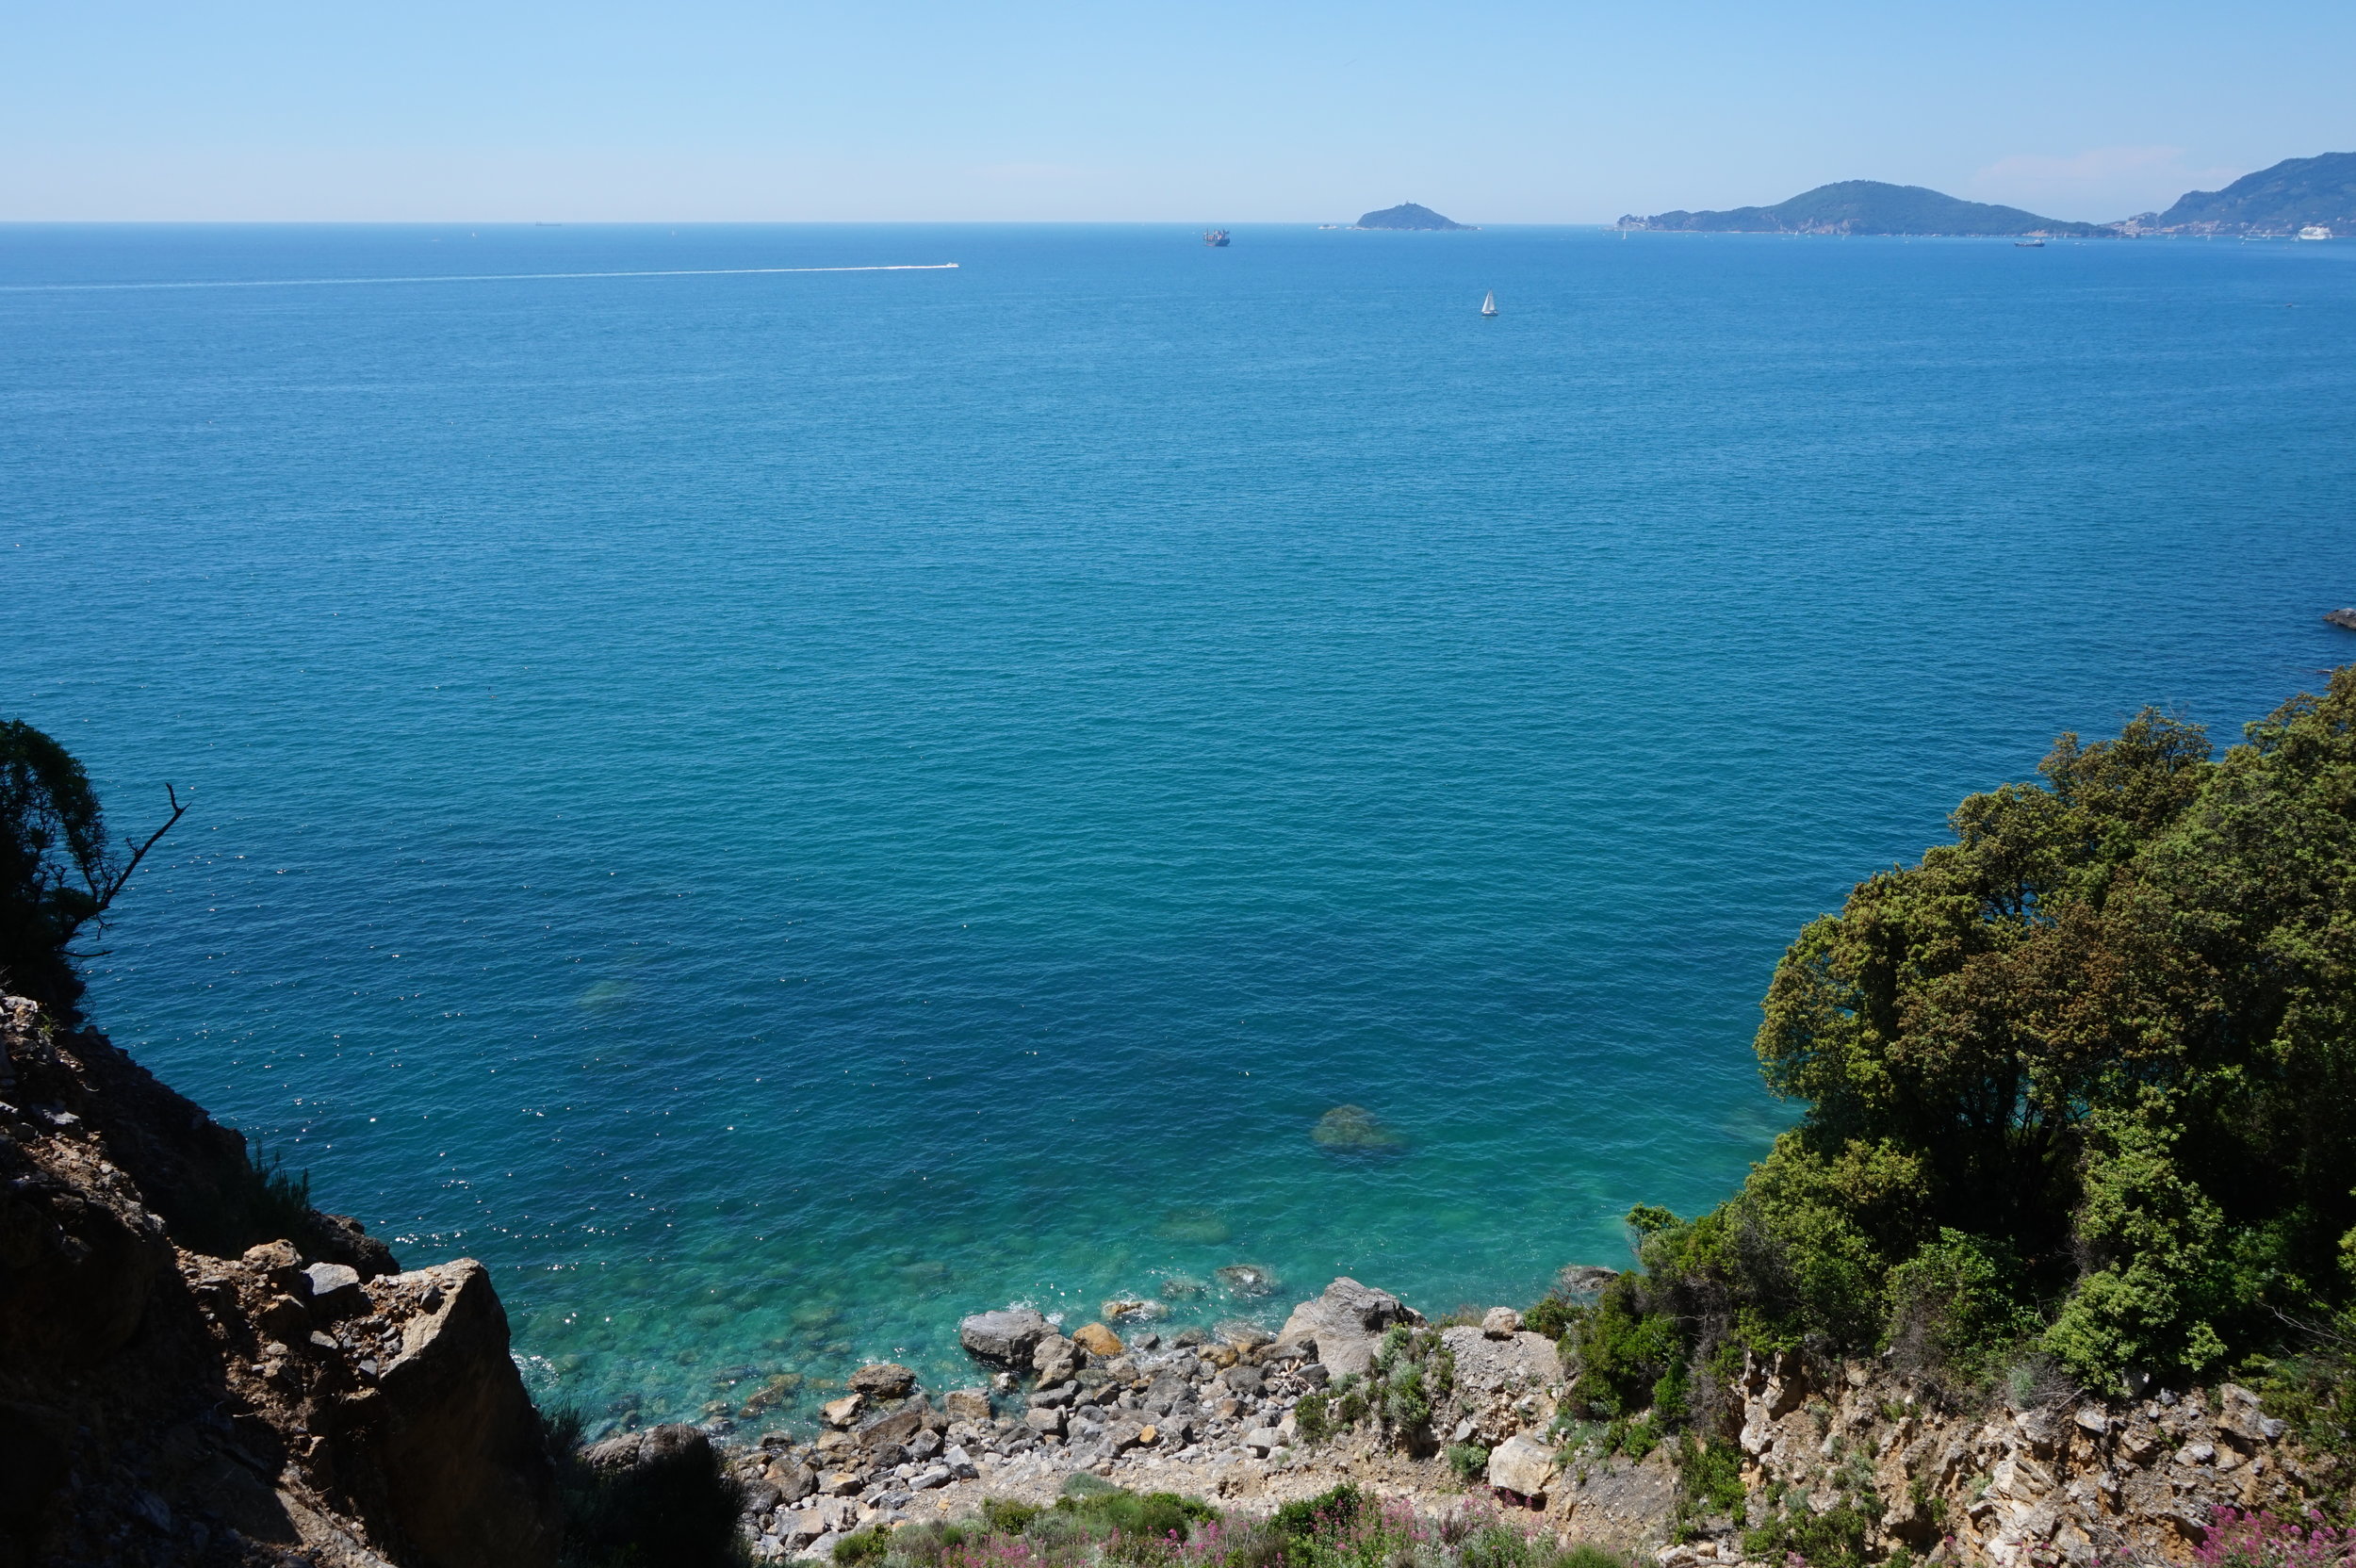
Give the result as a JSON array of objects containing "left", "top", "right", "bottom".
[{"left": 5, "top": 222, "right": 2355, "bottom": 1432}]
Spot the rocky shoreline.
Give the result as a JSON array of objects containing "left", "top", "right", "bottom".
[
  {"left": 0, "top": 993, "right": 2334, "bottom": 1568},
  {"left": 701, "top": 1278, "right": 2325, "bottom": 1568}
]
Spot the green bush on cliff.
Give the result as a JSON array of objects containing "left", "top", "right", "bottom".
[{"left": 1563, "top": 669, "right": 2356, "bottom": 1408}]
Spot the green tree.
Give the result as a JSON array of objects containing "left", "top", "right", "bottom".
[
  {"left": 1581, "top": 669, "right": 2356, "bottom": 1399},
  {"left": 0, "top": 720, "right": 183, "bottom": 1017}
]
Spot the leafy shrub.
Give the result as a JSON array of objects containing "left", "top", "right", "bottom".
[
  {"left": 1446, "top": 1444, "right": 1490, "bottom": 1482},
  {"left": 1295, "top": 1391, "right": 1334, "bottom": 1444},
  {"left": 1271, "top": 1483, "right": 1367, "bottom": 1543},
  {"left": 1672, "top": 1435, "right": 1745, "bottom": 1537},
  {"left": 1742, "top": 1501, "right": 1874, "bottom": 1568},
  {"left": 1522, "top": 1293, "right": 1576, "bottom": 1342},
  {"left": 1563, "top": 1275, "right": 1683, "bottom": 1419}
]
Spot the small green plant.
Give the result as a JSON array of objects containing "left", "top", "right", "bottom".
[
  {"left": 1295, "top": 1390, "right": 1334, "bottom": 1444},
  {"left": 1446, "top": 1443, "right": 1491, "bottom": 1482},
  {"left": 981, "top": 1498, "right": 1042, "bottom": 1534},
  {"left": 832, "top": 1528, "right": 891, "bottom": 1566}
]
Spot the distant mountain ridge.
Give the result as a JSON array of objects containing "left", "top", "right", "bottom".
[
  {"left": 2126, "top": 151, "right": 2356, "bottom": 236},
  {"left": 1624, "top": 180, "right": 2100, "bottom": 237},
  {"left": 1625, "top": 154, "right": 2356, "bottom": 238}
]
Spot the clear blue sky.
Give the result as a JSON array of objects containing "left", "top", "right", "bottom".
[{"left": 5, "top": 0, "right": 2350, "bottom": 223}]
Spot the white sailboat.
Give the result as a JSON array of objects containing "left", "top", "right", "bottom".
[{"left": 1480, "top": 290, "right": 1498, "bottom": 318}]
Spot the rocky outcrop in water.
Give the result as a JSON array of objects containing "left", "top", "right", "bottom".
[{"left": 0, "top": 997, "right": 558, "bottom": 1567}]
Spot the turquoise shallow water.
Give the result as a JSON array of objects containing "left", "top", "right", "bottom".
[{"left": 5, "top": 223, "right": 2353, "bottom": 1431}]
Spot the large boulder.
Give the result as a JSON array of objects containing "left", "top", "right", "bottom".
[
  {"left": 1488, "top": 1434, "right": 1558, "bottom": 1498},
  {"left": 1274, "top": 1278, "right": 1423, "bottom": 1376},
  {"left": 367, "top": 1261, "right": 562, "bottom": 1568},
  {"left": 958, "top": 1307, "right": 1049, "bottom": 1366}
]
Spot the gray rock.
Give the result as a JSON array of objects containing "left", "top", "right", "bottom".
[
  {"left": 1221, "top": 1364, "right": 1264, "bottom": 1397},
  {"left": 911, "top": 1464, "right": 951, "bottom": 1491},
  {"left": 906, "top": 1429, "right": 941, "bottom": 1461},
  {"left": 1242, "top": 1428, "right": 1284, "bottom": 1456},
  {"left": 1216, "top": 1265, "right": 1279, "bottom": 1298},
  {"left": 2215, "top": 1384, "right": 2283, "bottom": 1445},
  {"left": 1024, "top": 1407, "right": 1066, "bottom": 1435},
  {"left": 744, "top": 1480, "right": 783, "bottom": 1515},
  {"left": 1273, "top": 1278, "right": 1421, "bottom": 1376},
  {"left": 942, "top": 1445, "right": 979, "bottom": 1480},
  {"left": 1440, "top": 1326, "right": 1562, "bottom": 1400},
  {"left": 303, "top": 1260, "right": 366, "bottom": 1315},
  {"left": 1028, "top": 1381, "right": 1077, "bottom": 1409},
  {"left": 1487, "top": 1434, "right": 1557, "bottom": 1498},
  {"left": 1481, "top": 1307, "right": 1522, "bottom": 1339},
  {"left": 960, "top": 1307, "right": 1050, "bottom": 1366}
]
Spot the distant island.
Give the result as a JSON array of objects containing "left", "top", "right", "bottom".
[
  {"left": 2121, "top": 151, "right": 2356, "bottom": 236},
  {"left": 1622, "top": 152, "right": 2356, "bottom": 238},
  {"left": 1353, "top": 203, "right": 1474, "bottom": 231},
  {"left": 1622, "top": 180, "right": 2100, "bottom": 237}
]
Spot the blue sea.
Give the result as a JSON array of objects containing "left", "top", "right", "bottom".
[{"left": 5, "top": 223, "right": 2352, "bottom": 1431}]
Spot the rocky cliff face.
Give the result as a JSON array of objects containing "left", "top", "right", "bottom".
[{"left": 0, "top": 996, "right": 558, "bottom": 1568}]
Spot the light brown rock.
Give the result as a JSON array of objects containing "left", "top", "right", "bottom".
[
  {"left": 1488, "top": 1433, "right": 1557, "bottom": 1497},
  {"left": 1072, "top": 1322, "right": 1124, "bottom": 1357}
]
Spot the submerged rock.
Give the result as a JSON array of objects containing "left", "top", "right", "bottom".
[
  {"left": 1215, "top": 1264, "right": 1280, "bottom": 1298},
  {"left": 1155, "top": 1208, "right": 1233, "bottom": 1245},
  {"left": 1312, "top": 1104, "right": 1408, "bottom": 1152}
]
